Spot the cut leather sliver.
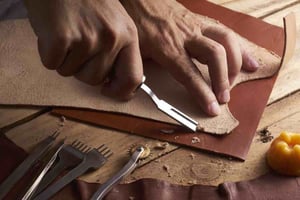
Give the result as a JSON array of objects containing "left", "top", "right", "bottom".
[{"left": 280, "top": 13, "right": 297, "bottom": 71}]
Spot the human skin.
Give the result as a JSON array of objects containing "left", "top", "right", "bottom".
[
  {"left": 120, "top": 0, "right": 259, "bottom": 116},
  {"left": 24, "top": 0, "right": 143, "bottom": 100},
  {"left": 24, "top": 0, "right": 258, "bottom": 116}
]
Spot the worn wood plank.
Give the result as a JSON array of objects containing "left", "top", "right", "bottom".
[
  {"left": 5, "top": 113, "right": 178, "bottom": 183},
  {"left": 0, "top": 106, "right": 43, "bottom": 128},
  {"left": 209, "top": 0, "right": 299, "bottom": 18},
  {"left": 127, "top": 109, "right": 300, "bottom": 185},
  {"left": 208, "top": 0, "right": 234, "bottom": 5},
  {"left": 263, "top": 4, "right": 300, "bottom": 103},
  {"left": 260, "top": 91, "right": 300, "bottom": 129}
]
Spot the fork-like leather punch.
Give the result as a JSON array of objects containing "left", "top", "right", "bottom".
[
  {"left": 0, "top": 131, "right": 59, "bottom": 200},
  {"left": 34, "top": 144, "right": 111, "bottom": 200}
]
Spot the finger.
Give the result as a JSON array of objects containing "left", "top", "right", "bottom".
[
  {"left": 185, "top": 36, "right": 230, "bottom": 104},
  {"left": 154, "top": 50, "right": 221, "bottom": 116},
  {"left": 37, "top": 34, "right": 70, "bottom": 70},
  {"left": 57, "top": 32, "right": 99, "bottom": 76},
  {"left": 101, "top": 41, "right": 143, "bottom": 100},
  {"left": 74, "top": 52, "right": 114, "bottom": 85},
  {"left": 202, "top": 26, "right": 242, "bottom": 85},
  {"left": 240, "top": 43, "right": 260, "bottom": 72}
]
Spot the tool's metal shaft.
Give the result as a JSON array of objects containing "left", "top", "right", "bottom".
[
  {"left": 140, "top": 81, "right": 198, "bottom": 132},
  {"left": 22, "top": 143, "right": 65, "bottom": 200},
  {"left": 90, "top": 147, "right": 144, "bottom": 200},
  {"left": 0, "top": 133, "right": 58, "bottom": 200}
]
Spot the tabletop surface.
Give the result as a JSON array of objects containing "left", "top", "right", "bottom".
[{"left": 1, "top": 0, "right": 300, "bottom": 187}]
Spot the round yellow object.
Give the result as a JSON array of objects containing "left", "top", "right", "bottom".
[{"left": 267, "top": 131, "right": 300, "bottom": 176}]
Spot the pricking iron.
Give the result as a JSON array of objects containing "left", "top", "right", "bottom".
[
  {"left": 139, "top": 76, "right": 198, "bottom": 132},
  {"left": 90, "top": 145, "right": 147, "bottom": 200}
]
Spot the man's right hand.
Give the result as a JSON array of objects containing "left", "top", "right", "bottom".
[{"left": 24, "top": 0, "right": 143, "bottom": 100}]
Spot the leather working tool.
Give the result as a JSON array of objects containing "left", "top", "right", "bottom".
[
  {"left": 91, "top": 144, "right": 151, "bottom": 200},
  {"left": 0, "top": 131, "right": 60, "bottom": 199},
  {"left": 22, "top": 142, "right": 65, "bottom": 200},
  {"left": 140, "top": 76, "right": 198, "bottom": 132}
]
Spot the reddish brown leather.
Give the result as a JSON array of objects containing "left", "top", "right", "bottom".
[
  {"left": 53, "top": 0, "right": 285, "bottom": 160},
  {"left": 1, "top": 135, "right": 300, "bottom": 200}
]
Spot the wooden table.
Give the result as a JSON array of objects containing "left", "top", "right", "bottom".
[{"left": 1, "top": 0, "right": 300, "bottom": 187}]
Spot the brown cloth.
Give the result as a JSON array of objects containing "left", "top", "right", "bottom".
[{"left": 1, "top": 135, "right": 300, "bottom": 200}]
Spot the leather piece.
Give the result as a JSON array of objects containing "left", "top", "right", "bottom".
[
  {"left": 0, "top": 2, "right": 281, "bottom": 135},
  {"left": 1, "top": 135, "right": 300, "bottom": 200},
  {"left": 53, "top": 2, "right": 296, "bottom": 160},
  {"left": 0, "top": 0, "right": 294, "bottom": 158}
]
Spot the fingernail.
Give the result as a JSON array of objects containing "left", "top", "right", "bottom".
[
  {"left": 248, "top": 57, "right": 260, "bottom": 70},
  {"left": 208, "top": 101, "right": 221, "bottom": 116},
  {"left": 219, "top": 89, "right": 230, "bottom": 103}
]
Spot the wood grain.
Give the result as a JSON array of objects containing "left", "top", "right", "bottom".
[
  {"left": 209, "top": 0, "right": 299, "bottom": 18},
  {"left": 0, "top": 106, "right": 43, "bottom": 128},
  {"left": 264, "top": 4, "right": 300, "bottom": 104}
]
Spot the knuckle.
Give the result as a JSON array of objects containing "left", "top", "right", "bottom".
[
  {"left": 174, "top": 66, "right": 198, "bottom": 86},
  {"left": 52, "top": 31, "right": 72, "bottom": 48},
  {"left": 126, "top": 22, "right": 138, "bottom": 38},
  {"left": 208, "top": 43, "right": 226, "bottom": 59},
  {"left": 103, "top": 27, "right": 120, "bottom": 50},
  {"left": 124, "top": 74, "right": 142, "bottom": 89},
  {"left": 179, "top": 73, "right": 198, "bottom": 87},
  {"left": 222, "top": 29, "right": 236, "bottom": 43},
  {"left": 102, "top": 20, "right": 138, "bottom": 51},
  {"left": 218, "top": 77, "right": 229, "bottom": 87},
  {"left": 84, "top": 32, "right": 98, "bottom": 53}
]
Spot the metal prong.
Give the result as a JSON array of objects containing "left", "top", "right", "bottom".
[
  {"left": 104, "top": 151, "right": 113, "bottom": 158},
  {"left": 140, "top": 81, "right": 198, "bottom": 132},
  {"left": 97, "top": 144, "right": 105, "bottom": 151},
  {"left": 76, "top": 143, "right": 85, "bottom": 151},
  {"left": 90, "top": 146, "right": 143, "bottom": 200},
  {"left": 71, "top": 140, "right": 80, "bottom": 147},
  {"left": 85, "top": 147, "right": 92, "bottom": 153},
  {"left": 98, "top": 147, "right": 108, "bottom": 153},
  {"left": 51, "top": 131, "right": 60, "bottom": 139},
  {"left": 81, "top": 145, "right": 89, "bottom": 152},
  {"left": 102, "top": 149, "right": 111, "bottom": 156}
]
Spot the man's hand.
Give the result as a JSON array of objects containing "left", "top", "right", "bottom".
[
  {"left": 121, "top": 0, "right": 259, "bottom": 116},
  {"left": 24, "top": 0, "right": 143, "bottom": 100}
]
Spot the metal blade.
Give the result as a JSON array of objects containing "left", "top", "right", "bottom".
[{"left": 140, "top": 82, "right": 198, "bottom": 132}]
